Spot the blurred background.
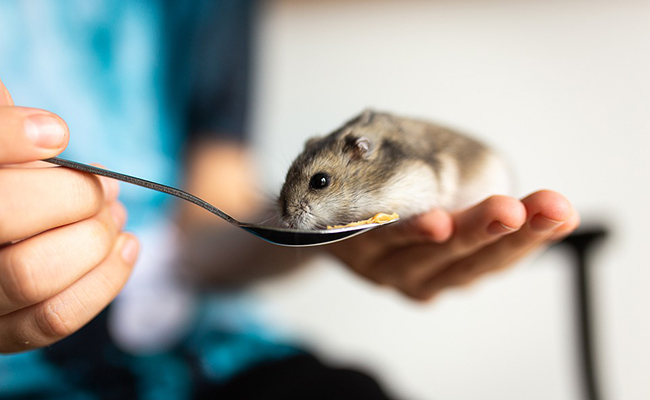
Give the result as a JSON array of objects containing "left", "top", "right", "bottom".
[{"left": 246, "top": 1, "right": 650, "bottom": 399}]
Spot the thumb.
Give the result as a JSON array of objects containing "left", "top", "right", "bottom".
[
  {"left": 0, "top": 78, "right": 14, "bottom": 106},
  {"left": 0, "top": 77, "right": 69, "bottom": 164}
]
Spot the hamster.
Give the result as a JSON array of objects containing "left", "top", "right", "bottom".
[{"left": 278, "top": 110, "right": 512, "bottom": 230}]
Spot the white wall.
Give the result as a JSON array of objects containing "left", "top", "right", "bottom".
[{"left": 249, "top": 1, "right": 650, "bottom": 399}]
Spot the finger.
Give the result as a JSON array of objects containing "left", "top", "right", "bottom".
[
  {"left": 0, "top": 166, "right": 106, "bottom": 243},
  {"left": 0, "top": 106, "right": 68, "bottom": 164},
  {"left": 550, "top": 211, "right": 581, "bottom": 241},
  {"left": 0, "top": 78, "right": 14, "bottom": 106},
  {"left": 445, "top": 195, "right": 526, "bottom": 257},
  {"left": 374, "top": 209, "right": 454, "bottom": 247},
  {"left": 0, "top": 201, "right": 126, "bottom": 315},
  {"left": 370, "top": 196, "right": 526, "bottom": 288},
  {"left": 0, "top": 233, "right": 139, "bottom": 353},
  {"left": 90, "top": 163, "right": 121, "bottom": 204},
  {"left": 328, "top": 208, "right": 454, "bottom": 273},
  {"left": 417, "top": 190, "right": 576, "bottom": 300}
]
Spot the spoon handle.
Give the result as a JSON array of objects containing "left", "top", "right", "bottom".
[{"left": 42, "top": 157, "right": 239, "bottom": 225}]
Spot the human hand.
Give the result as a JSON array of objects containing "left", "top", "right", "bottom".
[
  {"left": 0, "top": 78, "right": 139, "bottom": 353},
  {"left": 328, "top": 190, "right": 580, "bottom": 300}
]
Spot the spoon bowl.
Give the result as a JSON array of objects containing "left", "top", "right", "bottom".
[{"left": 43, "top": 157, "right": 398, "bottom": 247}]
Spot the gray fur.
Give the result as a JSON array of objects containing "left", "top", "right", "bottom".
[{"left": 278, "top": 110, "right": 510, "bottom": 229}]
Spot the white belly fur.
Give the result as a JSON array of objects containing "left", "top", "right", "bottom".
[
  {"left": 376, "top": 160, "right": 441, "bottom": 218},
  {"left": 450, "top": 152, "right": 514, "bottom": 210},
  {"left": 377, "top": 154, "right": 513, "bottom": 217}
]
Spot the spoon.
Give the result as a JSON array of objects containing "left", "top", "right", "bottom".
[{"left": 42, "top": 157, "right": 398, "bottom": 247}]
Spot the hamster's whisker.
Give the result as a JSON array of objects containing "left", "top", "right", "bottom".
[{"left": 257, "top": 213, "right": 280, "bottom": 226}]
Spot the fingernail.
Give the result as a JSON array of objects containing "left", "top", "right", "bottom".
[
  {"left": 487, "top": 221, "right": 518, "bottom": 235},
  {"left": 110, "top": 201, "right": 127, "bottom": 228},
  {"left": 24, "top": 114, "right": 67, "bottom": 149},
  {"left": 530, "top": 214, "right": 562, "bottom": 233},
  {"left": 120, "top": 236, "right": 139, "bottom": 265}
]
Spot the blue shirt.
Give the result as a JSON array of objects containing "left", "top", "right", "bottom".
[
  {"left": 0, "top": 0, "right": 252, "bottom": 228},
  {"left": 0, "top": 2, "right": 298, "bottom": 399}
]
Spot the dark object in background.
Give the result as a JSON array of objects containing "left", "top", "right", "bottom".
[
  {"left": 554, "top": 226, "right": 609, "bottom": 400},
  {"left": 211, "top": 353, "right": 395, "bottom": 400}
]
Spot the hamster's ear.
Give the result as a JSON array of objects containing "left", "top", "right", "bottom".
[
  {"left": 358, "top": 109, "right": 376, "bottom": 125},
  {"left": 345, "top": 135, "right": 374, "bottom": 160},
  {"left": 304, "top": 135, "right": 322, "bottom": 149}
]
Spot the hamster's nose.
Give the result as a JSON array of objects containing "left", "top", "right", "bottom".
[
  {"left": 280, "top": 201, "right": 313, "bottom": 229},
  {"left": 298, "top": 200, "right": 310, "bottom": 213}
]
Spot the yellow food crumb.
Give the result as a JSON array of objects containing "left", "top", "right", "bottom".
[{"left": 327, "top": 212, "right": 399, "bottom": 229}]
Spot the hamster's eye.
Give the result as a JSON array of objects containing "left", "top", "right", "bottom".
[{"left": 309, "top": 172, "right": 331, "bottom": 190}]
